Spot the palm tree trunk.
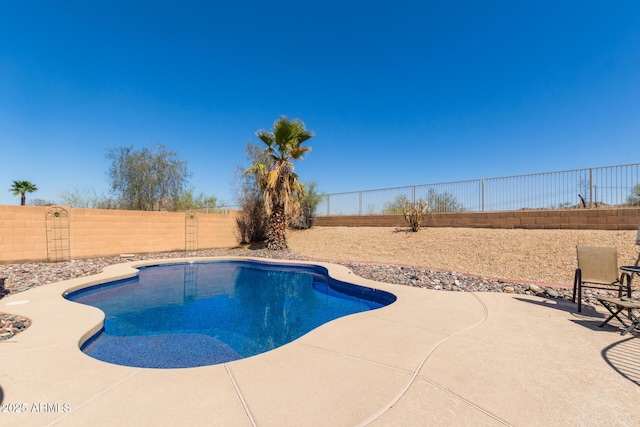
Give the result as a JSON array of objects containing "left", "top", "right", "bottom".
[
  {"left": 266, "top": 203, "right": 287, "bottom": 250},
  {"left": 21, "top": 192, "right": 26, "bottom": 206}
]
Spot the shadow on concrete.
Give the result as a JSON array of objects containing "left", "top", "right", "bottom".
[
  {"left": 0, "top": 384, "right": 3, "bottom": 404},
  {"left": 512, "top": 296, "right": 631, "bottom": 332},
  {"left": 602, "top": 335, "right": 640, "bottom": 387},
  {"left": 515, "top": 296, "right": 640, "bottom": 387},
  {"left": 514, "top": 296, "right": 603, "bottom": 317}
]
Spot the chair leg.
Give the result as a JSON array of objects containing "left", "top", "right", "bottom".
[
  {"left": 577, "top": 282, "right": 582, "bottom": 313},
  {"left": 621, "top": 307, "right": 640, "bottom": 336},
  {"left": 621, "top": 317, "right": 640, "bottom": 336},
  {"left": 625, "top": 272, "right": 632, "bottom": 298},
  {"left": 598, "top": 302, "right": 629, "bottom": 328},
  {"left": 573, "top": 269, "right": 580, "bottom": 304}
]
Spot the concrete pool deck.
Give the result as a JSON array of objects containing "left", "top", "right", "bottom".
[{"left": 1, "top": 257, "right": 638, "bottom": 426}]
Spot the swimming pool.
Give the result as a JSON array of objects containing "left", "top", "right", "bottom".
[{"left": 65, "top": 260, "right": 396, "bottom": 368}]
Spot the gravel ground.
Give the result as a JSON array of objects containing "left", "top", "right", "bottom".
[
  {"left": 1, "top": 226, "right": 639, "bottom": 340},
  {"left": 288, "top": 227, "right": 640, "bottom": 286}
]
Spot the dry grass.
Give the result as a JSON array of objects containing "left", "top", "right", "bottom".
[{"left": 287, "top": 227, "right": 640, "bottom": 286}]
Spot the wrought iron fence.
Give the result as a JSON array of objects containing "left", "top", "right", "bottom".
[{"left": 317, "top": 163, "right": 640, "bottom": 216}]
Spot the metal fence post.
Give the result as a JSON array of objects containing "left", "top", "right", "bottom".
[
  {"left": 481, "top": 179, "right": 485, "bottom": 212},
  {"left": 359, "top": 192, "right": 363, "bottom": 215},
  {"left": 589, "top": 168, "right": 593, "bottom": 207}
]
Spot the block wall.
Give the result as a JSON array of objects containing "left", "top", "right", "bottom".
[
  {"left": 0, "top": 205, "right": 48, "bottom": 263},
  {"left": 314, "top": 208, "right": 640, "bottom": 230},
  {"left": 0, "top": 205, "right": 239, "bottom": 263}
]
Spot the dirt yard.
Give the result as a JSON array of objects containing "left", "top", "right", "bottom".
[{"left": 287, "top": 227, "right": 639, "bottom": 286}]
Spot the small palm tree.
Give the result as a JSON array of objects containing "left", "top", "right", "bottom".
[
  {"left": 245, "top": 116, "right": 314, "bottom": 249},
  {"left": 10, "top": 180, "right": 38, "bottom": 206}
]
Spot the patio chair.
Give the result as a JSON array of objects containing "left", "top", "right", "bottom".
[{"left": 572, "top": 246, "right": 632, "bottom": 312}]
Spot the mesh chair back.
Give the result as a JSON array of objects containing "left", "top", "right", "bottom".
[{"left": 576, "top": 246, "right": 619, "bottom": 284}]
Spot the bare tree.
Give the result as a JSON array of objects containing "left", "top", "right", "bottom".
[
  {"left": 107, "top": 145, "right": 190, "bottom": 211},
  {"left": 58, "top": 187, "right": 118, "bottom": 209}
]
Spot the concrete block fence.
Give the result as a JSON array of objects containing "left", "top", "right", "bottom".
[{"left": 0, "top": 205, "right": 239, "bottom": 264}]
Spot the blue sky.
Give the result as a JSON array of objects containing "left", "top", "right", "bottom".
[{"left": 1, "top": 1, "right": 639, "bottom": 206}]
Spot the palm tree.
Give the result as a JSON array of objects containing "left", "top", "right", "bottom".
[
  {"left": 245, "top": 116, "right": 314, "bottom": 250},
  {"left": 10, "top": 180, "right": 38, "bottom": 206}
]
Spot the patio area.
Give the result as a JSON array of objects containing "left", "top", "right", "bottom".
[{"left": 1, "top": 257, "right": 638, "bottom": 426}]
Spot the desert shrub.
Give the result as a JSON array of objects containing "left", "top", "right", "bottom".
[
  {"left": 233, "top": 143, "right": 271, "bottom": 244},
  {"left": 384, "top": 191, "right": 464, "bottom": 215},
  {"left": 628, "top": 184, "right": 640, "bottom": 206},
  {"left": 403, "top": 198, "right": 429, "bottom": 232},
  {"left": 383, "top": 194, "right": 410, "bottom": 214},
  {"left": 289, "top": 181, "right": 323, "bottom": 229},
  {"left": 426, "top": 189, "right": 465, "bottom": 213},
  {"left": 58, "top": 187, "right": 121, "bottom": 209},
  {"left": 235, "top": 192, "right": 268, "bottom": 244},
  {"left": 173, "top": 188, "right": 220, "bottom": 212}
]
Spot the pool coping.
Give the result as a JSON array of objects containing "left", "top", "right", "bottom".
[{"left": 1, "top": 257, "right": 639, "bottom": 426}]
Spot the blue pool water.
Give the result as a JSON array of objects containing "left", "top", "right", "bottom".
[{"left": 65, "top": 260, "right": 396, "bottom": 368}]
